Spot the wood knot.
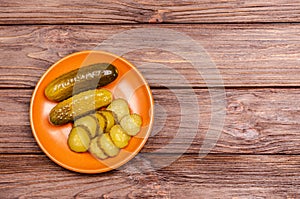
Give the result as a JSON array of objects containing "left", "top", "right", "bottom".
[
  {"left": 241, "top": 128, "right": 259, "bottom": 140},
  {"left": 149, "top": 10, "right": 168, "bottom": 23},
  {"left": 228, "top": 126, "right": 259, "bottom": 140},
  {"left": 227, "top": 101, "right": 244, "bottom": 113},
  {"left": 38, "top": 28, "right": 70, "bottom": 44}
]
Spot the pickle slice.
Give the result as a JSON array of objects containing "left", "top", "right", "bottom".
[
  {"left": 93, "top": 113, "right": 107, "bottom": 135},
  {"left": 120, "top": 114, "right": 142, "bottom": 136},
  {"left": 67, "top": 126, "right": 91, "bottom": 152},
  {"left": 98, "top": 133, "right": 119, "bottom": 157},
  {"left": 89, "top": 137, "right": 108, "bottom": 160},
  {"left": 74, "top": 115, "right": 98, "bottom": 138},
  {"left": 99, "top": 110, "right": 116, "bottom": 133},
  {"left": 107, "top": 98, "right": 130, "bottom": 122},
  {"left": 110, "top": 125, "right": 131, "bottom": 148}
]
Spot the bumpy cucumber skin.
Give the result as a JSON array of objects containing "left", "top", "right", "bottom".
[
  {"left": 45, "top": 63, "right": 118, "bottom": 102},
  {"left": 49, "top": 89, "right": 112, "bottom": 125}
]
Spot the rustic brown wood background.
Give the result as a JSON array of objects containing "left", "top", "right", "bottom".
[{"left": 1, "top": 1, "right": 300, "bottom": 198}]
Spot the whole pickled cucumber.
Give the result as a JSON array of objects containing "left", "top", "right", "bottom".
[
  {"left": 49, "top": 89, "right": 112, "bottom": 125},
  {"left": 45, "top": 63, "right": 118, "bottom": 102}
]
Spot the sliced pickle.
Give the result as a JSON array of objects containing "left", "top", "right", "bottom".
[
  {"left": 98, "top": 133, "right": 119, "bottom": 157},
  {"left": 120, "top": 114, "right": 142, "bottom": 136},
  {"left": 99, "top": 110, "right": 116, "bottom": 132},
  {"left": 107, "top": 98, "right": 130, "bottom": 122},
  {"left": 93, "top": 113, "right": 107, "bottom": 135},
  {"left": 67, "top": 126, "right": 90, "bottom": 152},
  {"left": 74, "top": 115, "right": 98, "bottom": 138},
  {"left": 89, "top": 137, "right": 108, "bottom": 160},
  {"left": 110, "top": 125, "right": 131, "bottom": 148}
]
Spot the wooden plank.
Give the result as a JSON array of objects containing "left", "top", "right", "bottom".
[
  {"left": 1, "top": 88, "right": 300, "bottom": 154},
  {"left": 1, "top": 24, "right": 300, "bottom": 88},
  {"left": 0, "top": 154, "right": 299, "bottom": 198},
  {"left": 1, "top": 0, "right": 300, "bottom": 24}
]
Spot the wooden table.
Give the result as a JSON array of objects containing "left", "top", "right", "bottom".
[{"left": 1, "top": 1, "right": 300, "bottom": 198}]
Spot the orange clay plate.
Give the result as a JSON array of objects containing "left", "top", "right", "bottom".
[{"left": 30, "top": 50, "right": 154, "bottom": 173}]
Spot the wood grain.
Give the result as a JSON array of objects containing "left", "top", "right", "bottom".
[
  {"left": 1, "top": 88, "right": 300, "bottom": 154},
  {"left": 1, "top": 24, "right": 300, "bottom": 88},
  {"left": 0, "top": 154, "right": 299, "bottom": 198},
  {"left": 1, "top": 1, "right": 299, "bottom": 198},
  {"left": 1, "top": 0, "right": 300, "bottom": 24}
]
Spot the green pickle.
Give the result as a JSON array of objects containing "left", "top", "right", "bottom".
[
  {"left": 93, "top": 113, "right": 107, "bottom": 134},
  {"left": 98, "top": 110, "right": 116, "bottom": 133},
  {"left": 110, "top": 125, "right": 131, "bottom": 148},
  {"left": 120, "top": 114, "right": 142, "bottom": 136},
  {"left": 74, "top": 115, "right": 99, "bottom": 138},
  {"left": 49, "top": 89, "right": 112, "bottom": 125},
  {"left": 89, "top": 137, "right": 108, "bottom": 160},
  {"left": 45, "top": 63, "right": 118, "bottom": 102},
  {"left": 67, "top": 126, "right": 91, "bottom": 152},
  {"left": 107, "top": 98, "right": 130, "bottom": 121},
  {"left": 98, "top": 133, "right": 120, "bottom": 157}
]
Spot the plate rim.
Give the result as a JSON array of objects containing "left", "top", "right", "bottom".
[{"left": 30, "top": 50, "right": 154, "bottom": 173}]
